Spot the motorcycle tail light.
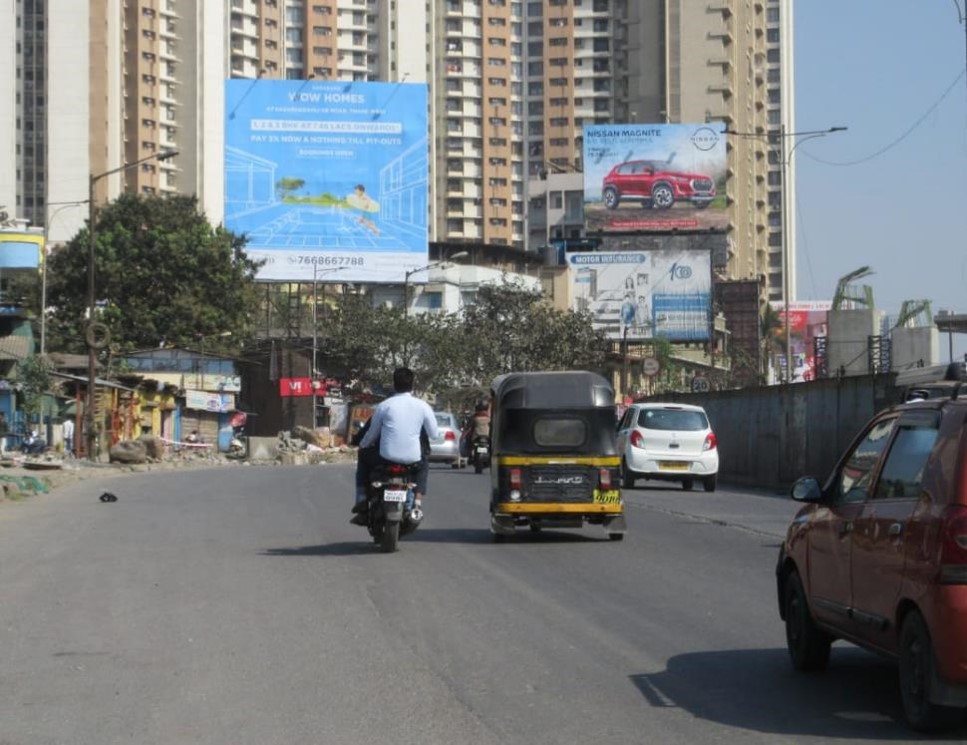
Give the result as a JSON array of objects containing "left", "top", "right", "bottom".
[
  {"left": 703, "top": 432, "right": 718, "bottom": 451},
  {"left": 387, "top": 464, "right": 407, "bottom": 475},
  {"left": 599, "top": 468, "right": 612, "bottom": 489},
  {"left": 509, "top": 468, "right": 522, "bottom": 489}
]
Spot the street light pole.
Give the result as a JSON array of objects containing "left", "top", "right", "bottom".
[
  {"left": 41, "top": 200, "right": 88, "bottom": 356},
  {"left": 725, "top": 126, "right": 846, "bottom": 383},
  {"left": 403, "top": 251, "right": 469, "bottom": 318},
  {"left": 310, "top": 265, "right": 346, "bottom": 429},
  {"left": 85, "top": 149, "right": 177, "bottom": 461}
]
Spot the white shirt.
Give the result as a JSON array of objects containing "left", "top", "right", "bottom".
[
  {"left": 360, "top": 392, "right": 439, "bottom": 464},
  {"left": 63, "top": 419, "right": 74, "bottom": 439}
]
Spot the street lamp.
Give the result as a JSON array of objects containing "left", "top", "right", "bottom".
[
  {"left": 311, "top": 265, "right": 347, "bottom": 429},
  {"left": 403, "top": 251, "right": 469, "bottom": 317},
  {"left": 42, "top": 199, "right": 89, "bottom": 355},
  {"left": 725, "top": 126, "right": 847, "bottom": 383},
  {"left": 85, "top": 149, "right": 178, "bottom": 461}
]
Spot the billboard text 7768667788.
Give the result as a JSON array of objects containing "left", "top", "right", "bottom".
[
  {"left": 582, "top": 124, "right": 728, "bottom": 234},
  {"left": 224, "top": 80, "right": 429, "bottom": 284}
]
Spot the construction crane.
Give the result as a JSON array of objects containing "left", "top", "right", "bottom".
[
  {"left": 892, "top": 300, "right": 933, "bottom": 329},
  {"left": 832, "top": 266, "right": 875, "bottom": 311}
]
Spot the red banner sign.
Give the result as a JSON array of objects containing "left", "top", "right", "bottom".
[{"left": 279, "top": 377, "right": 313, "bottom": 397}]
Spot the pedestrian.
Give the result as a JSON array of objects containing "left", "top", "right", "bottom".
[
  {"left": 62, "top": 417, "right": 74, "bottom": 456},
  {"left": 0, "top": 412, "right": 8, "bottom": 458}
]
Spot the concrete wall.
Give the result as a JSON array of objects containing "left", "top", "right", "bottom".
[
  {"left": 646, "top": 373, "right": 898, "bottom": 490},
  {"left": 827, "top": 309, "right": 879, "bottom": 376},
  {"left": 892, "top": 326, "right": 940, "bottom": 371}
]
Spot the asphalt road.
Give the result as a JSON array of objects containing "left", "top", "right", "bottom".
[{"left": 1, "top": 464, "right": 964, "bottom": 744}]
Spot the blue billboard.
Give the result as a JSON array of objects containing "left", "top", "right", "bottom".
[{"left": 224, "top": 80, "right": 429, "bottom": 283}]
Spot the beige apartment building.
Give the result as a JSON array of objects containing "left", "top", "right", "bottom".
[
  {"left": 525, "top": 0, "right": 795, "bottom": 302},
  {"left": 5, "top": 0, "right": 793, "bottom": 300}
]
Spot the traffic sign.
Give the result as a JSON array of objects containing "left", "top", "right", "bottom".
[{"left": 642, "top": 357, "right": 660, "bottom": 377}]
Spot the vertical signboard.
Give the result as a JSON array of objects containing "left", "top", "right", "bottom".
[
  {"left": 225, "top": 80, "right": 429, "bottom": 283},
  {"left": 568, "top": 249, "right": 712, "bottom": 341},
  {"left": 770, "top": 301, "right": 831, "bottom": 382},
  {"left": 582, "top": 124, "right": 728, "bottom": 233}
]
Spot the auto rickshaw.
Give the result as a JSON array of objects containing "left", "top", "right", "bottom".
[{"left": 488, "top": 371, "right": 626, "bottom": 542}]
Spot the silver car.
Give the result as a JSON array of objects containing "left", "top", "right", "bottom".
[{"left": 429, "top": 411, "right": 464, "bottom": 468}]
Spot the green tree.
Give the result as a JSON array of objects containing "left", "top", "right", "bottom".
[
  {"left": 314, "top": 281, "right": 608, "bottom": 398},
  {"left": 317, "top": 294, "right": 460, "bottom": 394},
  {"left": 45, "top": 194, "right": 262, "bottom": 352},
  {"left": 18, "top": 355, "right": 53, "bottom": 420},
  {"left": 454, "top": 281, "right": 609, "bottom": 385}
]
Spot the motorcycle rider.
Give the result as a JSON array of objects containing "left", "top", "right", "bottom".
[
  {"left": 351, "top": 367, "right": 438, "bottom": 523},
  {"left": 463, "top": 400, "right": 491, "bottom": 463}
]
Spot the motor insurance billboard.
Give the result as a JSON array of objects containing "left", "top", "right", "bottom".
[
  {"left": 769, "top": 301, "right": 831, "bottom": 383},
  {"left": 568, "top": 249, "right": 712, "bottom": 341},
  {"left": 224, "top": 80, "right": 429, "bottom": 283},
  {"left": 582, "top": 124, "right": 728, "bottom": 233}
]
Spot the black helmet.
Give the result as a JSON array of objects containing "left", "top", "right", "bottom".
[{"left": 475, "top": 401, "right": 489, "bottom": 412}]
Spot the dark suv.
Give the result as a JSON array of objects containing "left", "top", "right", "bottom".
[
  {"left": 776, "top": 371, "right": 967, "bottom": 731},
  {"left": 600, "top": 159, "right": 715, "bottom": 211}
]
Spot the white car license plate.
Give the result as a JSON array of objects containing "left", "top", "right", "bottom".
[{"left": 383, "top": 489, "right": 407, "bottom": 503}]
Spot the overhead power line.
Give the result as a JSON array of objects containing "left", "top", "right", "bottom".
[{"left": 801, "top": 68, "right": 966, "bottom": 167}]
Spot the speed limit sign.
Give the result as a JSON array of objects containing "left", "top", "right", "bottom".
[
  {"left": 642, "top": 357, "right": 660, "bottom": 377},
  {"left": 691, "top": 376, "right": 711, "bottom": 393}
]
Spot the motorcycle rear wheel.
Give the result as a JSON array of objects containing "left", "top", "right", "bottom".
[{"left": 381, "top": 521, "right": 400, "bottom": 553}]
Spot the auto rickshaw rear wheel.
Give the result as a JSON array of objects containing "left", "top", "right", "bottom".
[{"left": 609, "top": 533, "right": 624, "bottom": 541}]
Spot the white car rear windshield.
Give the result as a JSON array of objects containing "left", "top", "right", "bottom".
[{"left": 638, "top": 409, "right": 708, "bottom": 432}]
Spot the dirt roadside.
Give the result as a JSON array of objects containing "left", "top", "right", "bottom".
[{"left": 0, "top": 450, "right": 357, "bottom": 505}]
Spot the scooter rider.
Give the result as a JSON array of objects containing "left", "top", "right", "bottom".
[{"left": 351, "top": 367, "right": 438, "bottom": 521}]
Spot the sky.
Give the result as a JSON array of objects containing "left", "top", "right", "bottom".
[{"left": 794, "top": 0, "right": 967, "bottom": 362}]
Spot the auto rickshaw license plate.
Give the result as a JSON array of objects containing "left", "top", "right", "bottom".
[
  {"left": 659, "top": 461, "right": 689, "bottom": 471},
  {"left": 383, "top": 489, "right": 407, "bottom": 503}
]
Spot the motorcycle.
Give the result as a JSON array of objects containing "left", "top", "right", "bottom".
[
  {"left": 361, "top": 462, "right": 424, "bottom": 553},
  {"left": 470, "top": 435, "right": 491, "bottom": 474},
  {"left": 21, "top": 431, "right": 47, "bottom": 455},
  {"left": 227, "top": 425, "right": 247, "bottom": 459}
]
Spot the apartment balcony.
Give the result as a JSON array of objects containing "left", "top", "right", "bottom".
[{"left": 708, "top": 83, "right": 733, "bottom": 99}]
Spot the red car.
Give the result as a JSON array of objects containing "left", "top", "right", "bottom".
[
  {"left": 776, "top": 373, "right": 967, "bottom": 731},
  {"left": 600, "top": 159, "right": 715, "bottom": 211}
]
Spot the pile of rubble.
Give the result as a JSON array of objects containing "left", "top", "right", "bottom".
[{"left": 274, "top": 427, "right": 352, "bottom": 465}]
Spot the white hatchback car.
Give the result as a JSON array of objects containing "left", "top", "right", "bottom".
[{"left": 616, "top": 403, "right": 719, "bottom": 492}]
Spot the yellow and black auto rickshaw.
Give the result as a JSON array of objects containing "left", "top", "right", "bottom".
[{"left": 488, "top": 371, "right": 626, "bottom": 542}]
